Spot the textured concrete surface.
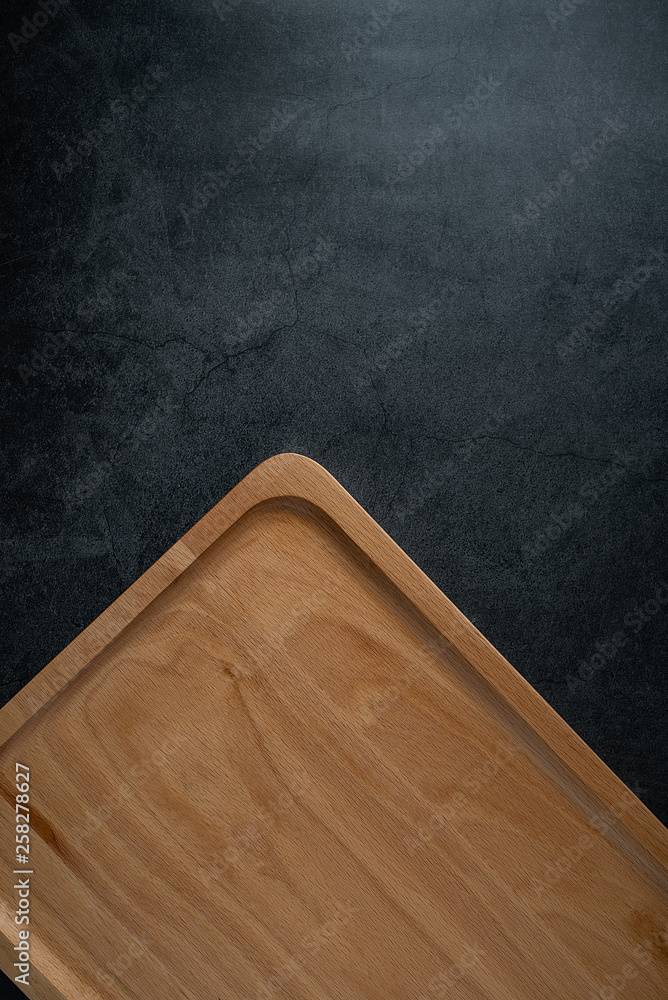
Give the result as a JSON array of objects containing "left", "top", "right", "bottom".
[{"left": 1, "top": 0, "right": 667, "bottom": 937}]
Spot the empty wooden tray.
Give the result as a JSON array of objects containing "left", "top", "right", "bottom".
[{"left": 0, "top": 454, "right": 667, "bottom": 1000}]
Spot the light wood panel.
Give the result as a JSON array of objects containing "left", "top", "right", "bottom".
[{"left": 0, "top": 454, "right": 666, "bottom": 1000}]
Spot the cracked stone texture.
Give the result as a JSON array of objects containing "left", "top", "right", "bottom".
[{"left": 1, "top": 0, "right": 667, "bottom": 890}]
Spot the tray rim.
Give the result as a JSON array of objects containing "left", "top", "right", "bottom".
[{"left": 1, "top": 450, "right": 667, "bottom": 874}]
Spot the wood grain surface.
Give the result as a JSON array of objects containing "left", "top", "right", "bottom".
[{"left": 0, "top": 454, "right": 666, "bottom": 1000}]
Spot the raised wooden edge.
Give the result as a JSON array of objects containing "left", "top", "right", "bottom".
[{"left": 1, "top": 451, "right": 667, "bottom": 880}]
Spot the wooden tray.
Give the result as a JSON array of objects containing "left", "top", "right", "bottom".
[{"left": 0, "top": 454, "right": 666, "bottom": 1000}]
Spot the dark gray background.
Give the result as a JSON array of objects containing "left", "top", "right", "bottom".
[{"left": 0, "top": 3, "right": 666, "bottom": 980}]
